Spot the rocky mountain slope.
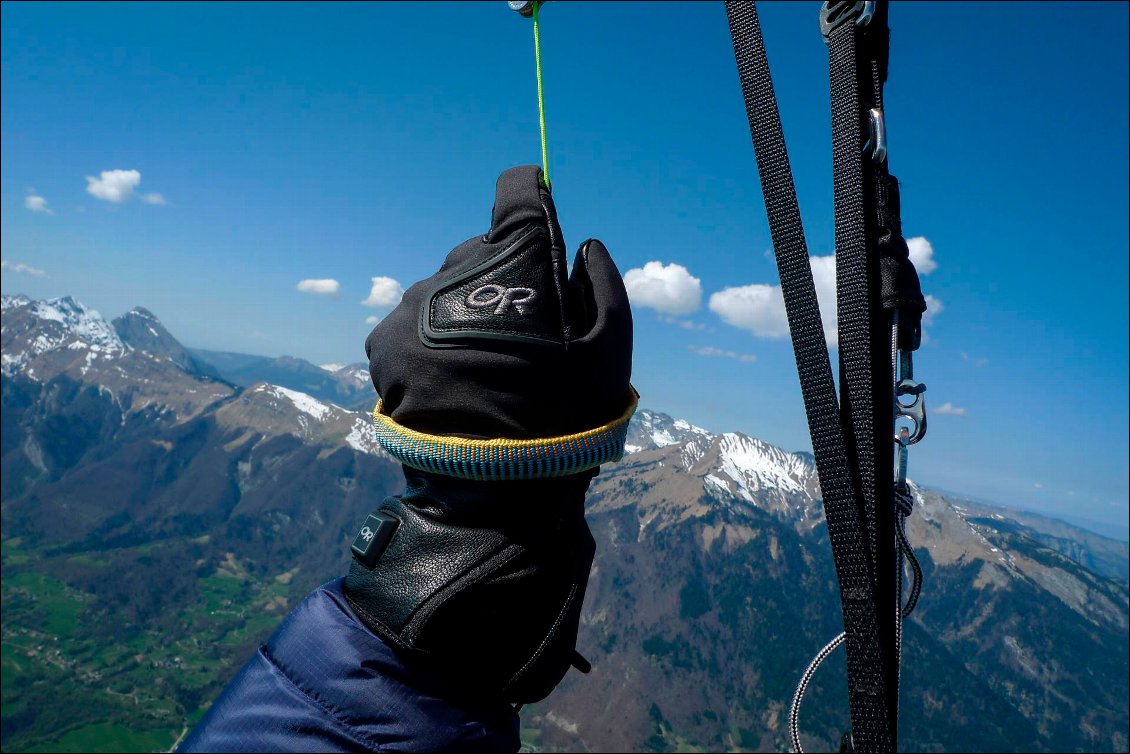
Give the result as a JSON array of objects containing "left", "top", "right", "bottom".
[
  {"left": 111, "top": 307, "right": 220, "bottom": 379},
  {"left": 2, "top": 295, "right": 1126, "bottom": 753},
  {"left": 533, "top": 426, "right": 1128, "bottom": 752}
]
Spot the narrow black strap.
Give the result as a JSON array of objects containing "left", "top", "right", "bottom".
[
  {"left": 826, "top": 3, "right": 899, "bottom": 749},
  {"left": 724, "top": 3, "right": 895, "bottom": 750}
]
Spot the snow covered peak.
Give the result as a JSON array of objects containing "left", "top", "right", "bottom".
[
  {"left": 688, "top": 431, "right": 822, "bottom": 525},
  {"left": 618, "top": 406, "right": 822, "bottom": 525},
  {"left": 31, "top": 297, "right": 123, "bottom": 350},
  {"left": 2, "top": 295, "right": 126, "bottom": 376},
  {"left": 714, "top": 432, "right": 815, "bottom": 498},
  {"left": 625, "top": 408, "right": 713, "bottom": 454},
  {"left": 1, "top": 294, "right": 32, "bottom": 311}
]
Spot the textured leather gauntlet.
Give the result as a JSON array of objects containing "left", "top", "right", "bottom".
[{"left": 344, "top": 166, "right": 634, "bottom": 703}]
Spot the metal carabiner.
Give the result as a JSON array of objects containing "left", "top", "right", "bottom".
[
  {"left": 508, "top": 0, "right": 539, "bottom": 17},
  {"left": 895, "top": 427, "right": 911, "bottom": 490},
  {"left": 856, "top": 1, "right": 877, "bottom": 27},
  {"left": 865, "top": 108, "right": 887, "bottom": 164},
  {"left": 894, "top": 350, "right": 927, "bottom": 445},
  {"left": 820, "top": 1, "right": 877, "bottom": 39}
]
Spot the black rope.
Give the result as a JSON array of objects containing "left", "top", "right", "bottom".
[{"left": 893, "top": 487, "right": 923, "bottom": 619}]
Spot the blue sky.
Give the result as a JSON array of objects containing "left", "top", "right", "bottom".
[{"left": 2, "top": 2, "right": 1127, "bottom": 535}]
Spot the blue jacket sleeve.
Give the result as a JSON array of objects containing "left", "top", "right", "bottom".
[{"left": 179, "top": 578, "right": 520, "bottom": 753}]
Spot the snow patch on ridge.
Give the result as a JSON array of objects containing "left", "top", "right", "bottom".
[
  {"left": 320, "top": 363, "right": 370, "bottom": 386},
  {"left": 259, "top": 384, "right": 332, "bottom": 421},
  {"left": 346, "top": 417, "right": 384, "bottom": 456},
  {"left": 345, "top": 367, "right": 370, "bottom": 386},
  {"left": 673, "top": 418, "right": 711, "bottom": 437}
]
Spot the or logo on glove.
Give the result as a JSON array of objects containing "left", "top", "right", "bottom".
[{"left": 465, "top": 284, "right": 538, "bottom": 316}]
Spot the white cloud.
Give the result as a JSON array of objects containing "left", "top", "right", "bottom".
[
  {"left": 297, "top": 278, "right": 341, "bottom": 296},
  {"left": 661, "top": 315, "right": 706, "bottom": 331},
  {"left": 86, "top": 169, "right": 141, "bottom": 203},
  {"left": 362, "top": 277, "right": 404, "bottom": 309},
  {"left": 0, "top": 260, "right": 47, "bottom": 277},
  {"left": 688, "top": 345, "right": 756, "bottom": 363},
  {"left": 709, "top": 255, "right": 838, "bottom": 345},
  {"left": 365, "top": 315, "right": 382, "bottom": 325},
  {"left": 907, "top": 237, "right": 937, "bottom": 275},
  {"left": 922, "top": 294, "right": 944, "bottom": 325},
  {"left": 1033, "top": 482, "right": 1043, "bottom": 489},
  {"left": 85, "top": 169, "right": 165, "bottom": 205},
  {"left": 623, "top": 261, "right": 702, "bottom": 316},
  {"left": 934, "top": 401, "right": 966, "bottom": 416},
  {"left": 709, "top": 283, "right": 788, "bottom": 338},
  {"left": 25, "top": 195, "right": 53, "bottom": 214}
]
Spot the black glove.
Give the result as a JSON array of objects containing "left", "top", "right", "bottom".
[{"left": 344, "top": 165, "right": 634, "bottom": 704}]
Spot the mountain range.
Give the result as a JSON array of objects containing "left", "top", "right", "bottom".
[
  {"left": 187, "top": 348, "right": 373, "bottom": 412},
  {"left": 1, "top": 295, "right": 1127, "bottom": 753}
]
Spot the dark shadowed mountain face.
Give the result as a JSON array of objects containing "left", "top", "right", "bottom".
[
  {"left": 111, "top": 307, "right": 221, "bottom": 380},
  {"left": 2, "top": 294, "right": 1127, "bottom": 753}
]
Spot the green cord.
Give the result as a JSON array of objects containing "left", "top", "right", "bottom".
[{"left": 532, "top": 1, "right": 550, "bottom": 190}]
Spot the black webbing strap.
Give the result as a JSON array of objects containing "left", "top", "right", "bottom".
[
  {"left": 724, "top": 3, "right": 895, "bottom": 750},
  {"left": 825, "top": 3, "right": 900, "bottom": 750}
]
